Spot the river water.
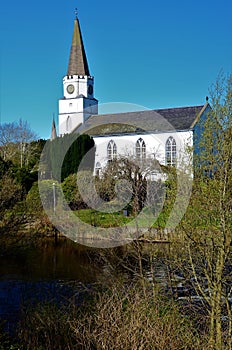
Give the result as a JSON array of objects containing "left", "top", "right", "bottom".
[
  {"left": 0, "top": 239, "right": 106, "bottom": 333},
  {"left": 0, "top": 238, "right": 172, "bottom": 335}
]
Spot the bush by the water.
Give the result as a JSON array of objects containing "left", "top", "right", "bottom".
[{"left": 17, "top": 282, "right": 209, "bottom": 350}]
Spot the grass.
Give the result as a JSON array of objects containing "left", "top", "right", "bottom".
[
  {"left": 75, "top": 208, "right": 132, "bottom": 227},
  {"left": 75, "top": 207, "right": 171, "bottom": 230}
]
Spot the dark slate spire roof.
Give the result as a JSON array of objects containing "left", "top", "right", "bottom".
[
  {"left": 67, "top": 17, "right": 90, "bottom": 76},
  {"left": 51, "top": 118, "right": 57, "bottom": 140},
  {"left": 82, "top": 104, "right": 208, "bottom": 136}
]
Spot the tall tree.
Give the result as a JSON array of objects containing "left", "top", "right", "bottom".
[
  {"left": 44, "top": 133, "right": 95, "bottom": 182},
  {"left": 179, "top": 73, "right": 232, "bottom": 350}
]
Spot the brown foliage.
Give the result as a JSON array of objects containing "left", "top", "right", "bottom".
[{"left": 18, "top": 283, "right": 209, "bottom": 350}]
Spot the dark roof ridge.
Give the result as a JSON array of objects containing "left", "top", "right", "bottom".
[
  {"left": 89, "top": 104, "right": 204, "bottom": 119},
  {"left": 154, "top": 104, "right": 205, "bottom": 112},
  {"left": 80, "top": 103, "right": 209, "bottom": 136}
]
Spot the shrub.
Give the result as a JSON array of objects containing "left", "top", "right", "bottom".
[{"left": 17, "top": 283, "right": 209, "bottom": 350}]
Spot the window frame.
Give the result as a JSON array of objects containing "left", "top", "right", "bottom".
[
  {"left": 136, "top": 138, "right": 146, "bottom": 160},
  {"left": 165, "top": 136, "right": 177, "bottom": 166},
  {"left": 107, "top": 140, "right": 117, "bottom": 161}
]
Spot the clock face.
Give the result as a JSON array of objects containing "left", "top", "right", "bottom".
[
  {"left": 67, "top": 84, "right": 75, "bottom": 94},
  {"left": 88, "top": 85, "right": 93, "bottom": 95}
]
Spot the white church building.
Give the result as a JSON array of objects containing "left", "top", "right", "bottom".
[{"left": 57, "top": 14, "right": 210, "bottom": 175}]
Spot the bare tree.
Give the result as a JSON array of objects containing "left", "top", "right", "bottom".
[
  {"left": 0, "top": 119, "right": 38, "bottom": 167},
  {"left": 97, "top": 156, "right": 164, "bottom": 216}
]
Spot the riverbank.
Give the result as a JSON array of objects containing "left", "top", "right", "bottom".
[
  {"left": 0, "top": 228, "right": 231, "bottom": 349},
  {"left": 0, "top": 278, "right": 210, "bottom": 350}
]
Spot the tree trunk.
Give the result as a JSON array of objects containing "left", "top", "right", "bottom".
[{"left": 209, "top": 246, "right": 225, "bottom": 350}]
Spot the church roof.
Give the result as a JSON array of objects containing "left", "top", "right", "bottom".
[
  {"left": 67, "top": 17, "right": 90, "bottom": 76},
  {"left": 82, "top": 104, "right": 207, "bottom": 136}
]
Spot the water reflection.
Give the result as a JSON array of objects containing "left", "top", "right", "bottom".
[
  {"left": 0, "top": 239, "right": 103, "bottom": 332},
  {"left": 0, "top": 239, "right": 173, "bottom": 333},
  {"left": 0, "top": 240, "right": 101, "bottom": 281}
]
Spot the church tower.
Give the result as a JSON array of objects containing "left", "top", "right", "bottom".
[{"left": 58, "top": 13, "right": 98, "bottom": 136}]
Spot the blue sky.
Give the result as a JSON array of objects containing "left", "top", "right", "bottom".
[{"left": 1, "top": 0, "right": 232, "bottom": 139}]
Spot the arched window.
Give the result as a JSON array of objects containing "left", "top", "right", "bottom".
[
  {"left": 66, "top": 116, "right": 71, "bottom": 132},
  {"left": 107, "top": 140, "right": 117, "bottom": 161},
  {"left": 136, "top": 138, "right": 146, "bottom": 159},
  {"left": 95, "top": 162, "right": 101, "bottom": 176},
  {"left": 165, "top": 136, "right": 177, "bottom": 166}
]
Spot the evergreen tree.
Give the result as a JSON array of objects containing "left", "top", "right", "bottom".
[{"left": 45, "top": 134, "right": 95, "bottom": 182}]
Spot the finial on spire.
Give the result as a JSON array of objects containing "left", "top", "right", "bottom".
[{"left": 75, "top": 8, "right": 78, "bottom": 19}]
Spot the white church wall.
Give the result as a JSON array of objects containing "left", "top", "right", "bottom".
[
  {"left": 59, "top": 98, "right": 84, "bottom": 115},
  {"left": 93, "top": 130, "right": 193, "bottom": 175},
  {"left": 59, "top": 98, "right": 98, "bottom": 135},
  {"left": 59, "top": 112, "right": 84, "bottom": 135}
]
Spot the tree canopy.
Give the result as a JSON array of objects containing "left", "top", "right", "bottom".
[{"left": 42, "top": 133, "right": 95, "bottom": 182}]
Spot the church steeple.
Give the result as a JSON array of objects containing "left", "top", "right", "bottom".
[
  {"left": 67, "top": 15, "right": 90, "bottom": 76},
  {"left": 58, "top": 11, "right": 98, "bottom": 136}
]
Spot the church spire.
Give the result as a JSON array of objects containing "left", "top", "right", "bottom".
[
  {"left": 51, "top": 117, "right": 57, "bottom": 140},
  {"left": 58, "top": 11, "right": 98, "bottom": 136},
  {"left": 67, "top": 13, "right": 90, "bottom": 76}
]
